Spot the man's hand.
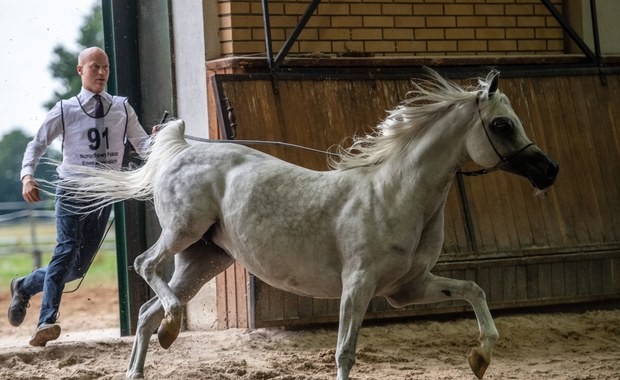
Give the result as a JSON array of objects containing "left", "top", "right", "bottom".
[{"left": 22, "top": 175, "right": 41, "bottom": 203}]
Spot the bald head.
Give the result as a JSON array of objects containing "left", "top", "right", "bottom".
[
  {"left": 78, "top": 47, "right": 107, "bottom": 66},
  {"left": 77, "top": 47, "right": 110, "bottom": 93}
]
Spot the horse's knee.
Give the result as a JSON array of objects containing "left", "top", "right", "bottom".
[{"left": 133, "top": 254, "right": 147, "bottom": 278}]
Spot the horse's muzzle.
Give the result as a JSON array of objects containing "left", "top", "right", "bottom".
[{"left": 499, "top": 145, "right": 559, "bottom": 190}]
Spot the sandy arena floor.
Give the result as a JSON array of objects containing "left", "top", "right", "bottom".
[{"left": 1, "top": 286, "right": 619, "bottom": 380}]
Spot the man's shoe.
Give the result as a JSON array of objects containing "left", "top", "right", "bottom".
[
  {"left": 29, "top": 323, "right": 61, "bottom": 347},
  {"left": 8, "top": 277, "right": 29, "bottom": 327}
]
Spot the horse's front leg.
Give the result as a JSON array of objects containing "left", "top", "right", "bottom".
[
  {"left": 386, "top": 273, "right": 499, "bottom": 379},
  {"left": 336, "top": 271, "right": 377, "bottom": 380}
]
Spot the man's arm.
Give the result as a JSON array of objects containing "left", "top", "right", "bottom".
[
  {"left": 20, "top": 102, "right": 64, "bottom": 203},
  {"left": 124, "top": 102, "right": 152, "bottom": 158}
]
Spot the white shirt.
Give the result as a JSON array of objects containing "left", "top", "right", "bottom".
[{"left": 21, "top": 88, "right": 151, "bottom": 179}]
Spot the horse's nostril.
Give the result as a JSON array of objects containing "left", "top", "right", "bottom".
[{"left": 547, "top": 163, "right": 559, "bottom": 179}]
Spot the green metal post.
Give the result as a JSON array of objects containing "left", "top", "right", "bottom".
[{"left": 102, "top": 0, "right": 132, "bottom": 337}]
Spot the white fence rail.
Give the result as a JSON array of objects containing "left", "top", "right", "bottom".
[{"left": 0, "top": 202, "right": 116, "bottom": 263}]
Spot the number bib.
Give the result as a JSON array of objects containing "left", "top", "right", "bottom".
[{"left": 57, "top": 96, "right": 128, "bottom": 178}]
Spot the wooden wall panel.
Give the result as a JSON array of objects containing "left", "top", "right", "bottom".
[{"left": 209, "top": 72, "right": 620, "bottom": 328}]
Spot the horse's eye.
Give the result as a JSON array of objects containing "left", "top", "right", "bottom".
[{"left": 490, "top": 117, "right": 514, "bottom": 134}]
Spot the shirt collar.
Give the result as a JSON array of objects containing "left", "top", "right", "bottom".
[{"left": 79, "top": 88, "right": 112, "bottom": 103}]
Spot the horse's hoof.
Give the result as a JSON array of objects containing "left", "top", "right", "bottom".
[
  {"left": 157, "top": 317, "right": 180, "bottom": 349},
  {"left": 126, "top": 370, "right": 144, "bottom": 379},
  {"left": 467, "top": 347, "right": 491, "bottom": 379}
]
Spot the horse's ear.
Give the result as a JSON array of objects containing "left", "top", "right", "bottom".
[
  {"left": 480, "top": 70, "right": 500, "bottom": 100},
  {"left": 488, "top": 71, "right": 499, "bottom": 97}
]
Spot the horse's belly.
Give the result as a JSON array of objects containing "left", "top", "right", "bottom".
[
  {"left": 253, "top": 266, "right": 343, "bottom": 299},
  {"left": 214, "top": 235, "right": 343, "bottom": 298},
  {"left": 238, "top": 252, "right": 343, "bottom": 298}
]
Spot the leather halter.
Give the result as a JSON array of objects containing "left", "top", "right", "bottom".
[{"left": 458, "top": 96, "right": 534, "bottom": 177}]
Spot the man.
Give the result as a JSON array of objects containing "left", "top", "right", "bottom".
[{"left": 9, "top": 47, "right": 153, "bottom": 347}]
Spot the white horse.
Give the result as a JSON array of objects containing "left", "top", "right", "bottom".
[{"left": 59, "top": 69, "right": 558, "bottom": 379}]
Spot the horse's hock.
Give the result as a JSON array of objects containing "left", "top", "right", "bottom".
[{"left": 190, "top": 56, "right": 620, "bottom": 330}]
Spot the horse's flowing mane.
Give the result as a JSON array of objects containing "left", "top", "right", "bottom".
[{"left": 329, "top": 69, "right": 496, "bottom": 170}]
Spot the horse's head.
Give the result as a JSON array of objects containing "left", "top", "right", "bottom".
[{"left": 466, "top": 72, "right": 559, "bottom": 190}]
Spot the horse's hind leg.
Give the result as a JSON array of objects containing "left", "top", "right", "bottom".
[
  {"left": 127, "top": 239, "right": 234, "bottom": 379},
  {"left": 127, "top": 296, "right": 161, "bottom": 379},
  {"left": 156, "top": 239, "right": 234, "bottom": 348},
  {"left": 133, "top": 228, "right": 199, "bottom": 351},
  {"left": 386, "top": 273, "right": 499, "bottom": 379}
]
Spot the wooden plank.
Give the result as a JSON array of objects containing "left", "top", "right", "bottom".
[
  {"left": 583, "top": 75, "right": 620, "bottom": 242},
  {"left": 504, "top": 78, "right": 547, "bottom": 249},
  {"left": 614, "top": 257, "right": 620, "bottom": 294},
  {"left": 236, "top": 264, "right": 248, "bottom": 328},
  {"left": 515, "top": 265, "right": 527, "bottom": 301},
  {"left": 576, "top": 260, "right": 591, "bottom": 296},
  {"left": 225, "top": 264, "right": 238, "bottom": 327},
  {"left": 297, "top": 296, "right": 313, "bottom": 319},
  {"left": 489, "top": 267, "right": 503, "bottom": 304},
  {"left": 564, "top": 260, "right": 578, "bottom": 298},
  {"left": 551, "top": 261, "right": 565, "bottom": 297},
  {"left": 589, "top": 259, "right": 603, "bottom": 295},
  {"left": 283, "top": 291, "right": 300, "bottom": 321},
  {"left": 215, "top": 266, "right": 228, "bottom": 329},
  {"left": 526, "top": 263, "right": 539, "bottom": 300},
  {"left": 601, "top": 258, "right": 614, "bottom": 294},
  {"left": 502, "top": 266, "right": 517, "bottom": 301}
]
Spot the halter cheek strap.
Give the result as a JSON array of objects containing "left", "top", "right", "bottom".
[
  {"left": 458, "top": 96, "right": 534, "bottom": 177},
  {"left": 476, "top": 96, "right": 534, "bottom": 165}
]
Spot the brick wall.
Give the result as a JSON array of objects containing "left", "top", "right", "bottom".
[{"left": 217, "top": 0, "right": 564, "bottom": 57}]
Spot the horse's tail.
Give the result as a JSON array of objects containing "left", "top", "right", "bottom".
[{"left": 55, "top": 119, "right": 190, "bottom": 210}]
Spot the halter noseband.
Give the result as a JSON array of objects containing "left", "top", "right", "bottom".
[{"left": 458, "top": 96, "right": 534, "bottom": 177}]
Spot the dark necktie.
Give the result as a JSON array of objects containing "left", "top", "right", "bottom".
[{"left": 94, "top": 95, "right": 104, "bottom": 118}]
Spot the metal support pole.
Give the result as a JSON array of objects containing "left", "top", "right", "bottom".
[
  {"left": 273, "top": 0, "right": 321, "bottom": 67},
  {"left": 456, "top": 174, "right": 478, "bottom": 254},
  {"left": 540, "top": 0, "right": 598, "bottom": 65},
  {"left": 261, "top": 0, "right": 274, "bottom": 70},
  {"left": 589, "top": 0, "right": 606, "bottom": 85},
  {"left": 102, "top": 0, "right": 136, "bottom": 337}
]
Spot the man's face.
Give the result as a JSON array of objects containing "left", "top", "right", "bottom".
[{"left": 77, "top": 51, "right": 109, "bottom": 93}]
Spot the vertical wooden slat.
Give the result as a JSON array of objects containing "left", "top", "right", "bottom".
[
  {"left": 576, "top": 260, "right": 590, "bottom": 296},
  {"left": 526, "top": 263, "right": 539, "bottom": 300},
  {"left": 225, "top": 263, "right": 239, "bottom": 327},
  {"left": 551, "top": 262, "right": 565, "bottom": 297},
  {"left": 215, "top": 265, "right": 228, "bottom": 329},
  {"left": 564, "top": 260, "right": 578, "bottom": 298}
]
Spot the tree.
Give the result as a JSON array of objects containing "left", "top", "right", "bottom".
[
  {"left": 0, "top": 130, "right": 60, "bottom": 203},
  {"left": 44, "top": 4, "right": 104, "bottom": 109},
  {"left": 0, "top": 4, "right": 103, "bottom": 203}
]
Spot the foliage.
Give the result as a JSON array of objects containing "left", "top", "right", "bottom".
[
  {"left": 0, "top": 4, "right": 102, "bottom": 203},
  {"left": 44, "top": 4, "right": 104, "bottom": 109},
  {"left": 0, "top": 130, "right": 60, "bottom": 203}
]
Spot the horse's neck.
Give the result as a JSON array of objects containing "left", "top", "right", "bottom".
[{"left": 376, "top": 112, "right": 471, "bottom": 216}]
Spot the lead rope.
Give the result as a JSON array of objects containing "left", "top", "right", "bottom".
[{"left": 64, "top": 107, "right": 504, "bottom": 293}]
